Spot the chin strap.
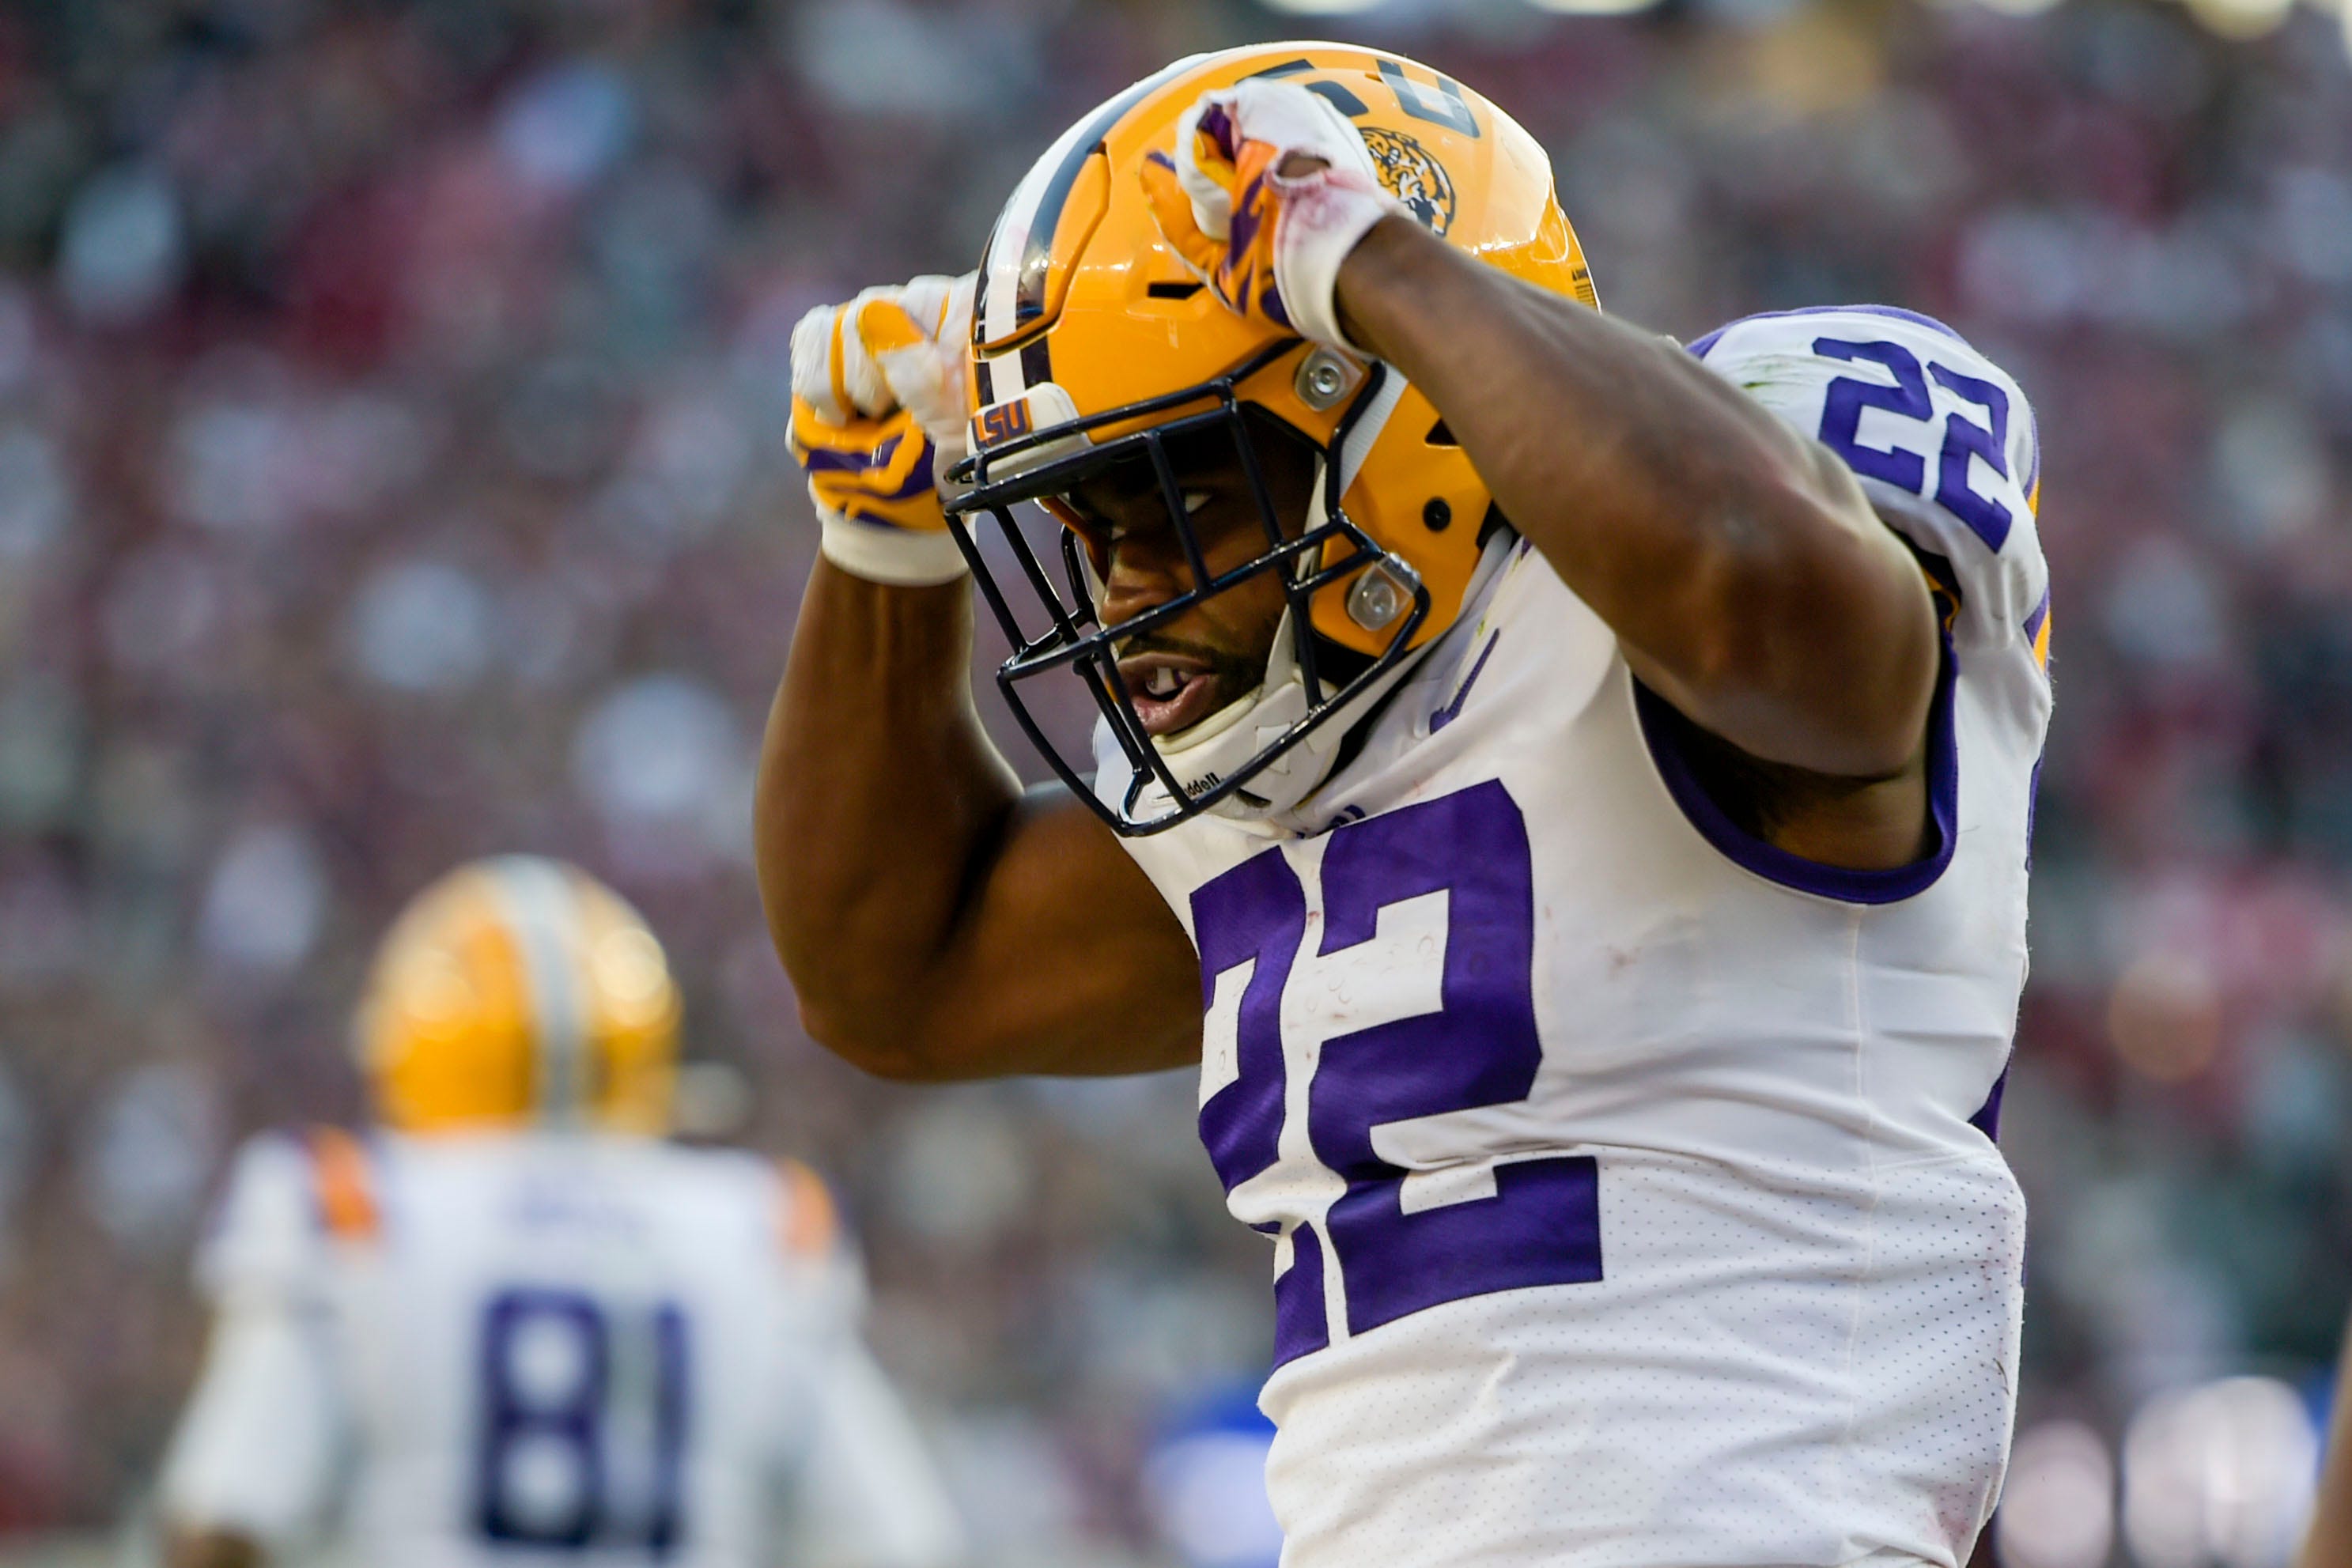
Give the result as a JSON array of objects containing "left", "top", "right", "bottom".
[
  {"left": 1145, "top": 606, "right": 1425, "bottom": 822},
  {"left": 1139, "top": 527, "right": 1522, "bottom": 826},
  {"left": 1136, "top": 424, "right": 1405, "bottom": 822},
  {"left": 1106, "top": 376, "right": 1485, "bottom": 827}
]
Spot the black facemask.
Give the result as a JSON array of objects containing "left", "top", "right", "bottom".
[{"left": 945, "top": 342, "right": 1429, "bottom": 836}]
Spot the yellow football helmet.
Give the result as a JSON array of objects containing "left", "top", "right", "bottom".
[
  {"left": 945, "top": 43, "right": 1598, "bottom": 834},
  {"left": 354, "top": 856, "right": 681, "bottom": 1135}
]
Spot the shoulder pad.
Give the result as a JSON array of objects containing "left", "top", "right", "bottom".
[
  {"left": 774, "top": 1157, "right": 842, "bottom": 1261},
  {"left": 195, "top": 1132, "right": 331, "bottom": 1305},
  {"left": 302, "top": 1126, "right": 380, "bottom": 1241},
  {"left": 1692, "top": 306, "right": 2048, "bottom": 672}
]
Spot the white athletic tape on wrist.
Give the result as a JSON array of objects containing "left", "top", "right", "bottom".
[
  {"left": 1270, "top": 169, "right": 1400, "bottom": 353},
  {"left": 816, "top": 504, "right": 970, "bottom": 586}
]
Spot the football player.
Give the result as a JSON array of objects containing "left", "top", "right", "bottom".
[
  {"left": 157, "top": 857, "right": 965, "bottom": 1568},
  {"left": 761, "top": 43, "right": 2047, "bottom": 1568}
]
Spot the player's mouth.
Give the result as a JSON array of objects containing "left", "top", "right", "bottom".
[{"left": 1117, "top": 652, "right": 1230, "bottom": 737}]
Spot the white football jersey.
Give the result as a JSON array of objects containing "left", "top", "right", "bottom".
[
  {"left": 1096, "top": 306, "right": 2048, "bottom": 1568},
  {"left": 159, "top": 1130, "right": 964, "bottom": 1568}
]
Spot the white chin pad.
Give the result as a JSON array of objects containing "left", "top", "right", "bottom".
[
  {"left": 1155, "top": 613, "right": 1303, "bottom": 759},
  {"left": 1147, "top": 609, "right": 1387, "bottom": 822}
]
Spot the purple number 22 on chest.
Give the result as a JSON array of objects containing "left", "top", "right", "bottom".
[{"left": 1191, "top": 780, "right": 1602, "bottom": 1366}]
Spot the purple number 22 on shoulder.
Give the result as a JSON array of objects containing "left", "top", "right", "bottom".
[{"left": 1815, "top": 337, "right": 2014, "bottom": 553}]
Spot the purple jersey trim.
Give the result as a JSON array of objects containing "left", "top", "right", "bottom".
[
  {"left": 2021, "top": 399, "right": 2043, "bottom": 501},
  {"left": 2023, "top": 588, "right": 2050, "bottom": 648},
  {"left": 1632, "top": 633, "right": 1961, "bottom": 906},
  {"left": 1687, "top": 303, "right": 1972, "bottom": 364},
  {"left": 2025, "top": 754, "right": 2044, "bottom": 874},
  {"left": 1430, "top": 633, "right": 1499, "bottom": 732},
  {"left": 1968, "top": 1064, "right": 2010, "bottom": 1142},
  {"left": 1270, "top": 1222, "right": 1329, "bottom": 1367}
]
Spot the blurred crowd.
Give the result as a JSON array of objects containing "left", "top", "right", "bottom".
[{"left": 0, "top": 0, "right": 2348, "bottom": 1561}]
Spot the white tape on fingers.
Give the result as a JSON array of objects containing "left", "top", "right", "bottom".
[
  {"left": 1231, "top": 77, "right": 1380, "bottom": 183},
  {"left": 834, "top": 286, "right": 901, "bottom": 418},
  {"left": 940, "top": 271, "right": 976, "bottom": 345},
  {"left": 1171, "top": 95, "right": 1235, "bottom": 242},
  {"left": 1270, "top": 168, "right": 1401, "bottom": 352},
  {"left": 870, "top": 274, "right": 976, "bottom": 461},
  {"left": 789, "top": 289, "right": 909, "bottom": 423},
  {"left": 894, "top": 274, "right": 962, "bottom": 338},
  {"left": 875, "top": 342, "right": 970, "bottom": 463},
  {"left": 790, "top": 303, "right": 849, "bottom": 424},
  {"left": 1164, "top": 77, "right": 1394, "bottom": 350}
]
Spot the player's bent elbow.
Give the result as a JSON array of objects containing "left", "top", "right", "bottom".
[
  {"left": 795, "top": 995, "right": 974, "bottom": 1083},
  {"left": 164, "top": 1528, "right": 264, "bottom": 1568},
  {"left": 848, "top": 1048, "right": 959, "bottom": 1084},
  {"left": 796, "top": 999, "right": 923, "bottom": 1081}
]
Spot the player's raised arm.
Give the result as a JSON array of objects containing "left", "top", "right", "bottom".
[
  {"left": 756, "top": 278, "right": 1200, "bottom": 1081},
  {"left": 1142, "top": 85, "right": 1938, "bottom": 788},
  {"left": 1333, "top": 221, "right": 1939, "bottom": 780}
]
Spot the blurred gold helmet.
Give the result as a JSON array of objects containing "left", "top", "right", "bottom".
[
  {"left": 947, "top": 42, "right": 1598, "bottom": 834},
  {"left": 355, "top": 856, "right": 681, "bottom": 1135}
]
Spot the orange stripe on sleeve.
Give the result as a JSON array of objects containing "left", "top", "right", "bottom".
[
  {"left": 305, "top": 1126, "right": 380, "bottom": 1239},
  {"left": 776, "top": 1158, "right": 841, "bottom": 1260}
]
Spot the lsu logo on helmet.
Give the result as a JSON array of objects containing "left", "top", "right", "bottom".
[{"left": 974, "top": 399, "right": 1032, "bottom": 449}]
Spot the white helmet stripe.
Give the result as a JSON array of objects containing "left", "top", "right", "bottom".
[
  {"left": 978, "top": 115, "right": 1090, "bottom": 358},
  {"left": 1336, "top": 368, "right": 1407, "bottom": 500},
  {"left": 1304, "top": 366, "right": 1408, "bottom": 533},
  {"left": 486, "top": 856, "right": 590, "bottom": 1128},
  {"left": 977, "top": 53, "right": 1207, "bottom": 373}
]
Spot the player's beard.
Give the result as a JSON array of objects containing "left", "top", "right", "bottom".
[{"left": 1114, "top": 629, "right": 1274, "bottom": 739}]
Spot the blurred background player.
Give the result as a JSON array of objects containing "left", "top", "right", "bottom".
[{"left": 153, "top": 856, "right": 966, "bottom": 1568}]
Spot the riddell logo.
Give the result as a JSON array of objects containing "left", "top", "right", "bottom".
[
  {"left": 975, "top": 399, "right": 1033, "bottom": 448},
  {"left": 1182, "top": 770, "right": 1222, "bottom": 798}
]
